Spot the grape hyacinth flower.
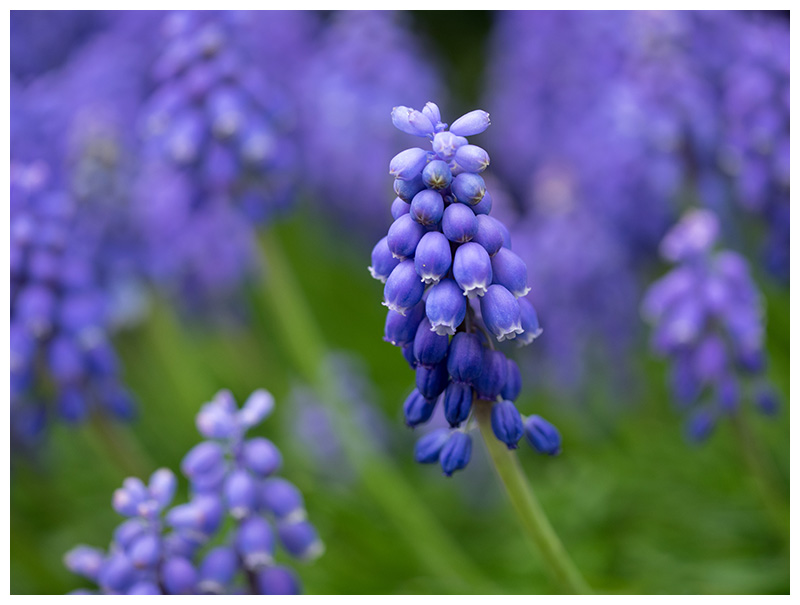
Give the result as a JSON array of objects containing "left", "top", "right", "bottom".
[
  {"left": 136, "top": 10, "right": 304, "bottom": 303},
  {"left": 641, "top": 209, "right": 778, "bottom": 441},
  {"left": 369, "top": 103, "right": 557, "bottom": 475},
  {"left": 10, "top": 161, "right": 135, "bottom": 448},
  {"left": 65, "top": 389, "right": 322, "bottom": 594}
]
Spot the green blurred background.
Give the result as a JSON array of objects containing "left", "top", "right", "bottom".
[{"left": 10, "top": 203, "right": 789, "bottom": 594}]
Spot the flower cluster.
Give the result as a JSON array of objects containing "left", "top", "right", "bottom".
[
  {"left": 137, "top": 10, "right": 300, "bottom": 301},
  {"left": 641, "top": 209, "right": 777, "bottom": 441},
  {"left": 370, "top": 102, "right": 560, "bottom": 475},
  {"left": 10, "top": 161, "right": 135, "bottom": 447},
  {"left": 65, "top": 389, "right": 323, "bottom": 594}
]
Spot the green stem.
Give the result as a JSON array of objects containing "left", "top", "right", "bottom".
[
  {"left": 257, "top": 231, "right": 499, "bottom": 594},
  {"left": 474, "top": 401, "right": 591, "bottom": 595},
  {"left": 730, "top": 411, "right": 789, "bottom": 539}
]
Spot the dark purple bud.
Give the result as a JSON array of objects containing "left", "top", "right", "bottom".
[
  {"left": 414, "top": 428, "right": 450, "bottom": 463},
  {"left": 422, "top": 160, "right": 453, "bottom": 190},
  {"left": 449, "top": 110, "right": 491, "bottom": 136},
  {"left": 369, "top": 236, "right": 401, "bottom": 283},
  {"left": 17, "top": 285, "right": 55, "bottom": 334},
  {"left": 390, "top": 148, "right": 429, "bottom": 180},
  {"left": 755, "top": 385, "right": 779, "bottom": 416},
  {"left": 517, "top": 298, "right": 543, "bottom": 346},
  {"left": 391, "top": 197, "right": 410, "bottom": 220},
  {"left": 384, "top": 302, "right": 425, "bottom": 346},
  {"left": 481, "top": 285, "right": 523, "bottom": 342},
  {"left": 453, "top": 242, "right": 492, "bottom": 298},
  {"left": 277, "top": 520, "right": 324, "bottom": 560},
  {"left": 472, "top": 188, "right": 493, "bottom": 215},
  {"left": 524, "top": 415, "right": 562, "bottom": 455},
  {"left": 236, "top": 516, "right": 276, "bottom": 569},
  {"left": 414, "top": 231, "right": 452, "bottom": 285},
  {"left": 198, "top": 547, "right": 237, "bottom": 594},
  {"left": 386, "top": 214, "right": 425, "bottom": 261},
  {"left": 432, "top": 131, "right": 468, "bottom": 161},
  {"left": 224, "top": 469, "right": 258, "bottom": 519},
  {"left": 452, "top": 173, "right": 486, "bottom": 206},
  {"left": 416, "top": 361, "right": 449, "bottom": 400},
  {"left": 686, "top": 409, "right": 715, "bottom": 443},
  {"left": 243, "top": 437, "right": 283, "bottom": 477},
  {"left": 410, "top": 189, "right": 444, "bottom": 226},
  {"left": 501, "top": 359, "right": 522, "bottom": 401},
  {"left": 491, "top": 400, "right": 524, "bottom": 449},
  {"left": 261, "top": 478, "right": 305, "bottom": 521},
  {"left": 162, "top": 557, "right": 198, "bottom": 595},
  {"left": 491, "top": 248, "right": 530, "bottom": 297},
  {"left": 403, "top": 388, "right": 436, "bottom": 427},
  {"left": 394, "top": 173, "right": 426, "bottom": 203},
  {"left": 49, "top": 337, "right": 83, "bottom": 385},
  {"left": 425, "top": 279, "right": 467, "bottom": 336},
  {"left": 442, "top": 203, "right": 477, "bottom": 243},
  {"left": 474, "top": 349, "right": 509, "bottom": 402},
  {"left": 383, "top": 260, "right": 426, "bottom": 315},
  {"left": 443, "top": 382, "right": 473, "bottom": 427},
  {"left": 57, "top": 389, "right": 87, "bottom": 423},
  {"left": 447, "top": 332, "right": 484, "bottom": 384},
  {"left": 693, "top": 336, "right": 727, "bottom": 384},
  {"left": 439, "top": 432, "right": 472, "bottom": 476},
  {"left": 128, "top": 533, "right": 161, "bottom": 569},
  {"left": 256, "top": 566, "right": 300, "bottom": 595},
  {"left": 413, "top": 318, "right": 450, "bottom": 366},
  {"left": 454, "top": 144, "right": 490, "bottom": 173},
  {"left": 402, "top": 342, "right": 417, "bottom": 370}
]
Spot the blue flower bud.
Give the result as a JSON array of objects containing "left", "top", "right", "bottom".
[
  {"left": 432, "top": 131, "right": 468, "bottom": 161},
  {"left": 452, "top": 173, "right": 486, "bottom": 206},
  {"left": 386, "top": 214, "right": 425, "bottom": 260},
  {"left": 408, "top": 109, "right": 435, "bottom": 137},
  {"left": 48, "top": 337, "right": 83, "bottom": 384},
  {"left": 389, "top": 147, "right": 429, "bottom": 180},
  {"left": 57, "top": 389, "right": 87, "bottom": 423},
  {"left": 422, "top": 102, "right": 442, "bottom": 127},
  {"left": 261, "top": 478, "right": 305, "bottom": 522},
  {"left": 394, "top": 173, "right": 426, "bottom": 203},
  {"left": 449, "top": 110, "right": 491, "bottom": 136},
  {"left": 491, "top": 247, "right": 531, "bottom": 297},
  {"left": 113, "top": 519, "right": 146, "bottom": 550},
  {"left": 277, "top": 520, "right": 324, "bottom": 560},
  {"left": 439, "top": 432, "right": 472, "bottom": 476},
  {"left": 425, "top": 279, "right": 466, "bottom": 335},
  {"left": 756, "top": 385, "right": 779, "bottom": 416},
  {"left": 403, "top": 388, "right": 436, "bottom": 427},
  {"left": 474, "top": 349, "right": 509, "bottom": 402},
  {"left": 239, "top": 389, "right": 275, "bottom": 428},
  {"left": 112, "top": 477, "right": 148, "bottom": 517},
  {"left": 442, "top": 203, "right": 477, "bottom": 243},
  {"left": 524, "top": 415, "right": 562, "bottom": 455},
  {"left": 17, "top": 285, "right": 55, "bottom": 335},
  {"left": 402, "top": 342, "right": 417, "bottom": 370},
  {"left": 414, "top": 231, "right": 452, "bottom": 285},
  {"left": 195, "top": 400, "right": 237, "bottom": 440},
  {"left": 480, "top": 284, "right": 523, "bottom": 342},
  {"left": 414, "top": 428, "right": 450, "bottom": 463},
  {"left": 686, "top": 409, "right": 715, "bottom": 442},
  {"left": 369, "top": 236, "right": 401, "bottom": 283},
  {"left": 443, "top": 382, "right": 473, "bottom": 427},
  {"left": 501, "top": 359, "right": 522, "bottom": 401},
  {"left": 127, "top": 581, "right": 162, "bottom": 595},
  {"left": 454, "top": 144, "right": 490, "bottom": 173},
  {"left": 97, "top": 551, "right": 136, "bottom": 593},
  {"left": 384, "top": 302, "right": 425, "bottom": 346},
  {"left": 242, "top": 437, "right": 282, "bottom": 477},
  {"left": 383, "top": 260, "right": 426, "bottom": 315},
  {"left": 491, "top": 400, "right": 524, "bottom": 449},
  {"left": 517, "top": 297, "right": 543, "bottom": 346},
  {"left": 422, "top": 160, "right": 453, "bottom": 190},
  {"left": 166, "top": 494, "right": 224, "bottom": 537},
  {"left": 410, "top": 189, "right": 444, "bottom": 226},
  {"left": 416, "top": 361, "right": 449, "bottom": 400},
  {"left": 128, "top": 533, "right": 161, "bottom": 569},
  {"left": 198, "top": 546, "right": 238, "bottom": 594},
  {"left": 454, "top": 242, "right": 493, "bottom": 298},
  {"left": 162, "top": 557, "right": 198, "bottom": 595},
  {"left": 391, "top": 197, "right": 410, "bottom": 220},
  {"left": 181, "top": 442, "right": 226, "bottom": 490},
  {"left": 447, "top": 332, "right": 484, "bottom": 384},
  {"left": 413, "top": 318, "right": 450, "bottom": 366},
  {"left": 236, "top": 516, "right": 275, "bottom": 569},
  {"left": 256, "top": 566, "right": 300, "bottom": 595},
  {"left": 64, "top": 545, "right": 104, "bottom": 582},
  {"left": 148, "top": 468, "right": 177, "bottom": 511},
  {"left": 716, "top": 375, "right": 740, "bottom": 413},
  {"left": 391, "top": 106, "right": 415, "bottom": 135},
  {"left": 224, "top": 469, "right": 258, "bottom": 519}
]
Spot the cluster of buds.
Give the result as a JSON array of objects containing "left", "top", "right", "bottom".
[
  {"left": 65, "top": 389, "right": 322, "bottom": 594},
  {"left": 370, "top": 102, "right": 561, "bottom": 475}
]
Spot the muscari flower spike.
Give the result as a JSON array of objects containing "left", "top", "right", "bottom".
[
  {"left": 641, "top": 208, "right": 779, "bottom": 441},
  {"left": 64, "top": 389, "right": 323, "bottom": 594},
  {"left": 369, "top": 103, "right": 556, "bottom": 476}
]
